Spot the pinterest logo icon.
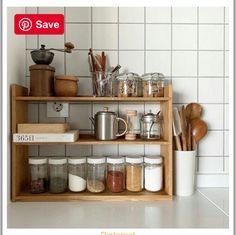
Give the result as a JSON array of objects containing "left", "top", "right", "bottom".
[{"left": 18, "top": 18, "right": 32, "bottom": 31}]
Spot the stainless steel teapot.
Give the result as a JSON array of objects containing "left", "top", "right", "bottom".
[{"left": 90, "top": 107, "right": 128, "bottom": 140}]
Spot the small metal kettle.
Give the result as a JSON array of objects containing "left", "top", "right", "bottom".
[{"left": 90, "top": 107, "right": 128, "bottom": 140}]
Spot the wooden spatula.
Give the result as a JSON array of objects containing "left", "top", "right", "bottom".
[{"left": 173, "top": 107, "right": 182, "bottom": 151}]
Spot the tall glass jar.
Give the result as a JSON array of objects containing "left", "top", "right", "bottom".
[
  {"left": 68, "top": 157, "right": 87, "bottom": 192},
  {"left": 29, "top": 157, "right": 48, "bottom": 193},
  {"left": 106, "top": 156, "right": 125, "bottom": 193},
  {"left": 49, "top": 157, "right": 67, "bottom": 193},
  {"left": 126, "top": 155, "right": 143, "bottom": 192},
  {"left": 87, "top": 156, "right": 106, "bottom": 193},
  {"left": 144, "top": 156, "right": 163, "bottom": 192},
  {"left": 141, "top": 73, "right": 166, "bottom": 97},
  {"left": 125, "top": 110, "right": 137, "bottom": 140}
]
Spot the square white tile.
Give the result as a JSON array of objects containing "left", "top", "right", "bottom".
[
  {"left": 39, "top": 104, "right": 65, "bottom": 123},
  {"left": 93, "top": 50, "right": 118, "bottom": 70},
  {"left": 26, "top": 50, "right": 34, "bottom": 76},
  {"left": 28, "top": 146, "right": 39, "bottom": 157},
  {"left": 224, "top": 104, "right": 229, "bottom": 130},
  {"left": 119, "top": 51, "right": 144, "bottom": 75},
  {"left": 26, "top": 35, "right": 37, "bottom": 49},
  {"left": 93, "top": 145, "right": 118, "bottom": 156},
  {"left": 119, "top": 24, "right": 144, "bottom": 50},
  {"left": 144, "top": 103, "right": 160, "bottom": 114},
  {"left": 198, "top": 157, "right": 223, "bottom": 173},
  {"left": 146, "top": 7, "right": 171, "bottom": 23},
  {"left": 66, "top": 24, "right": 91, "bottom": 49},
  {"left": 39, "top": 35, "right": 64, "bottom": 49},
  {"left": 51, "top": 51, "right": 65, "bottom": 75},
  {"left": 146, "top": 24, "right": 171, "bottom": 50},
  {"left": 224, "top": 131, "right": 229, "bottom": 156},
  {"left": 66, "top": 7, "right": 91, "bottom": 22},
  {"left": 145, "top": 51, "right": 171, "bottom": 77},
  {"left": 201, "top": 104, "right": 223, "bottom": 130},
  {"left": 119, "top": 7, "right": 144, "bottom": 23},
  {"left": 92, "top": 7, "right": 118, "bottom": 23},
  {"left": 144, "top": 145, "right": 160, "bottom": 155},
  {"left": 39, "top": 7, "right": 64, "bottom": 14},
  {"left": 224, "top": 77, "right": 229, "bottom": 103},
  {"left": 199, "top": 51, "right": 224, "bottom": 77},
  {"left": 28, "top": 104, "right": 38, "bottom": 123},
  {"left": 66, "top": 51, "right": 90, "bottom": 77},
  {"left": 39, "top": 145, "right": 65, "bottom": 156},
  {"left": 225, "top": 51, "right": 229, "bottom": 77},
  {"left": 66, "top": 145, "right": 91, "bottom": 156},
  {"left": 198, "top": 131, "right": 224, "bottom": 156},
  {"left": 172, "top": 51, "right": 197, "bottom": 76},
  {"left": 199, "top": 78, "right": 224, "bottom": 103},
  {"left": 225, "top": 7, "right": 229, "bottom": 23},
  {"left": 225, "top": 25, "right": 229, "bottom": 51},
  {"left": 199, "top": 7, "right": 224, "bottom": 23},
  {"left": 199, "top": 25, "right": 224, "bottom": 50},
  {"left": 66, "top": 103, "right": 91, "bottom": 130},
  {"left": 224, "top": 157, "right": 229, "bottom": 172},
  {"left": 119, "top": 145, "right": 144, "bottom": 155},
  {"left": 172, "top": 78, "right": 198, "bottom": 103},
  {"left": 78, "top": 77, "right": 93, "bottom": 96},
  {"left": 26, "top": 7, "right": 37, "bottom": 14},
  {"left": 172, "top": 7, "right": 197, "bottom": 23},
  {"left": 172, "top": 25, "right": 197, "bottom": 50},
  {"left": 92, "top": 24, "right": 118, "bottom": 50}
]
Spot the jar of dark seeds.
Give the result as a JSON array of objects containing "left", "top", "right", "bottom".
[
  {"left": 49, "top": 157, "right": 67, "bottom": 193},
  {"left": 29, "top": 157, "right": 48, "bottom": 193}
]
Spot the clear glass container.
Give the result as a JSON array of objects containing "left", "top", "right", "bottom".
[
  {"left": 68, "top": 157, "right": 87, "bottom": 192},
  {"left": 125, "top": 155, "right": 143, "bottom": 192},
  {"left": 87, "top": 156, "right": 106, "bottom": 193},
  {"left": 29, "top": 157, "right": 48, "bottom": 193},
  {"left": 49, "top": 157, "right": 67, "bottom": 193},
  {"left": 125, "top": 110, "right": 137, "bottom": 140},
  {"left": 140, "top": 110, "right": 162, "bottom": 140},
  {"left": 116, "top": 73, "right": 140, "bottom": 97},
  {"left": 141, "top": 73, "right": 166, "bottom": 97},
  {"left": 106, "top": 156, "right": 125, "bottom": 193},
  {"left": 144, "top": 156, "right": 163, "bottom": 192}
]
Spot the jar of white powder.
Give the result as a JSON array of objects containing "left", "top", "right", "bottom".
[
  {"left": 68, "top": 157, "right": 87, "bottom": 192},
  {"left": 144, "top": 155, "right": 163, "bottom": 192}
]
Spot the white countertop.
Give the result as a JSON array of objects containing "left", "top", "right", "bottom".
[{"left": 7, "top": 188, "right": 229, "bottom": 228}]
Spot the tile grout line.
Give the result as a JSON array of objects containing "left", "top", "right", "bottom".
[
  {"left": 143, "top": 7, "right": 146, "bottom": 157},
  {"left": 64, "top": 7, "right": 67, "bottom": 158},
  {"left": 37, "top": 7, "right": 40, "bottom": 157},
  {"left": 197, "top": 189, "right": 229, "bottom": 217},
  {"left": 64, "top": 22, "right": 229, "bottom": 25},
  {"left": 90, "top": 7, "right": 93, "bottom": 156},
  {"left": 117, "top": 7, "right": 120, "bottom": 156},
  {"left": 170, "top": 7, "right": 173, "bottom": 84}
]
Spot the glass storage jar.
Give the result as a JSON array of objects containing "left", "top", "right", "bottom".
[
  {"left": 68, "top": 157, "right": 87, "bottom": 192},
  {"left": 125, "top": 110, "right": 137, "bottom": 140},
  {"left": 141, "top": 73, "right": 166, "bottom": 97},
  {"left": 87, "top": 156, "right": 106, "bottom": 193},
  {"left": 106, "top": 156, "right": 125, "bottom": 193},
  {"left": 49, "top": 157, "right": 67, "bottom": 193},
  {"left": 126, "top": 155, "right": 143, "bottom": 192},
  {"left": 29, "top": 157, "right": 48, "bottom": 193},
  {"left": 116, "top": 73, "right": 140, "bottom": 97},
  {"left": 144, "top": 156, "right": 163, "bottom": 192}
]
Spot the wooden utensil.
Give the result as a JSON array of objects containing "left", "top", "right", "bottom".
[
  {"left": 101, "top": 51, "right": 106, "bottom": 72},
  {"left": 173, "top": 107, "right": 182, "bottom": 151},
  {"left": 187, "top": 123, "right": 192, "bottom": 151},
  {"left": 179, "top": 106, "right": 187, "bottom": 151},
  {"left": 185, "top": 103, "right": 203, "bottom": 121},
  {"left": 191, "top": 118, "right": 208, "bottom": 150}
]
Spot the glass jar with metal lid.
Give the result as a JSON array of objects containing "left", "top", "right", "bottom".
[
  {"left": 125, "top": 155, "right": 143, "bottom": 192},
  {"left": 141, "top": 73, "right": 166, "bottom": 97},
  {"left": 29, "top": 157, "right": 48, "bottom": 193},
  {"left": 144, "top": 155, "right": 163, "bottom": 192},
  {"left": 140, "top": 110, "right": 162, "bottom": 140},
  {"left": 49, "top": 157, "right": 67, "bottom": 193},
  {"left": 68, "top": 157, "right": 87, "bottom": 192},
  {"left": 106, "top": 156, "right": 125, "bottom": 193},
  {"left": 116, "top": 72, "right": 140, "bottom": 97},
  {"left": 87, "top": 156, "right": 106, "bottom": 193}
]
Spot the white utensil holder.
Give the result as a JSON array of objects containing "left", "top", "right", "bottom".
[{"left": 174, "top": 150, "right": 196, "bottom": 196}]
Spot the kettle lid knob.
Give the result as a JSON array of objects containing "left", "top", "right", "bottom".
[{"left": 103, "top": 107, "right": 109, "bottom": 112}]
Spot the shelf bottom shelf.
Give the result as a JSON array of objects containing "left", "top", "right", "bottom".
[{"left": 14, "top": 189, "right": 173, "bottom": 202}]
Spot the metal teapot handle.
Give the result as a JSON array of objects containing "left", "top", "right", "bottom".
[{"left": 115, "top": 117, "right": 128, "bottom": 137}]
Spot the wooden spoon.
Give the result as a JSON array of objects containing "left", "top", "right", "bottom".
[
  {"left": 190, "top": 118, "right": 208, "bottom": 150},
  {"left": 185, "top": 103, "right": 203, "bottom": 121}
]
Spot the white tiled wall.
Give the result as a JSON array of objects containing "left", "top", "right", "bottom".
[{"left": 25, "top": 7, "right": 229, "bottom": 187}]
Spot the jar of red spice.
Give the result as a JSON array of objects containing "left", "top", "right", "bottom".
[{"left": 106, "top": 156, "right": 125, "bottom": 193}]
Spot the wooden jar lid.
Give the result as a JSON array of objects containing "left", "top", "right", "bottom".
[{"left": 55, "top": 75, "right": 78, "bottom": 82}]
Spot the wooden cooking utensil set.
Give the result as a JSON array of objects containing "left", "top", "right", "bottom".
[{"left": 173, "top": 103, "right": 208, "bottom": 151}]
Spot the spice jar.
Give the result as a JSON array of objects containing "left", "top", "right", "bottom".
[
  {"left": 29, "top": 157, "right": 48, "bottom": 193},
  {"left": 126, "top": 155, "right": 143, "bottom": 192},
  {"left": 116, "top": 73, "right": 140, "bottom": 97},
  {"left": 87, "top": 156, "right": 106, "bottom": 193},
  {"left": 106, "top": 156, "right": 125, "bottom": 193},
  {"left": 68, "top": 157, "right": 87, "bottom": 192},
  {"left": 141, "top": 73, "right": 166, "bottom": 97},
  {"left": 144, "top": 156, "right": 163, "bottom": 192},
  {"left": 125, "top": 110, "right": 137, "bottom": 140},
  {"left": 49, "top": 157, "right": 67, "bottom": 193}
]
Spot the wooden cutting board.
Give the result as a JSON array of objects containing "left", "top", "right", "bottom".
[{"left": 17, "top": 123, "right": 70, "bottom": 133}]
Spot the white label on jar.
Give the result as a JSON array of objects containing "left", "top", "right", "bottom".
[
  {"left": 69, "top": 174, "right": 86, "bottom": 192},
  {"left": 145, "top": 166, "right": 162, "bottom": 192}
]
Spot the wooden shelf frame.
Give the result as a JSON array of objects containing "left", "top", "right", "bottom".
[{"left": 11, "top": 84, "right": 173, "bottom": 202}]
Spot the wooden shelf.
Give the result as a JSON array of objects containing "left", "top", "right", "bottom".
[
  {"left": 15, "top": 189, "right": 172, "bottom": 202},
  {"left": 13, "top": 134, "right": 170, "bottom": 145}
]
